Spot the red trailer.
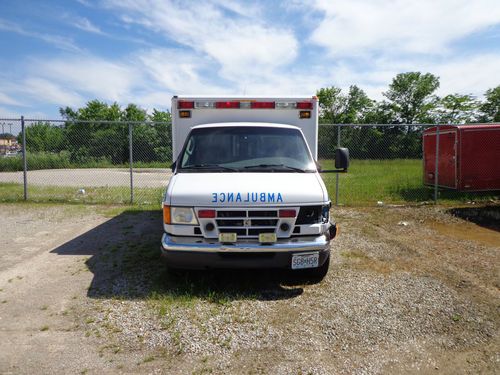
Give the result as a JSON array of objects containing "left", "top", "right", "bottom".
[{"left": 423, "top": 124, "right": 500, "bottom": 191}]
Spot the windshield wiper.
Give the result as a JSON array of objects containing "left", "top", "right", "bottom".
[
  {"left": 243, "top": 164, "right": 308, "bottom": 172},
  {"left": 181, "top": 164, "right": 239, "bottom": 172}
]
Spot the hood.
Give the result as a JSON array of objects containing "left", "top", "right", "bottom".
[{"left": 167, "top": 172, "right": 328, "bottom": 207}]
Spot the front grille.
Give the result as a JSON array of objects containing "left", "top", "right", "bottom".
[
  {"left": 217, "top": 210, "right": 246, "bottom": 218},
  {"left": 219, "top": 228, "right": 246, "bottom": 236},
  {"left": 248, "top": 210, "right": 276, "bottom": 217},
  {"left": 216, "top": 219, "right": 244, "bottom": 226},
  {"left": 214, "top": 209, "right": 282, "bottom": 238},
  {"left": 248, "top": 228, "right": 275, "bottom": 236}
]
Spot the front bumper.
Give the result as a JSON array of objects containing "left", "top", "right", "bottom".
[{"left": 161, "top": 224, "right": 336, "bottom": 270}]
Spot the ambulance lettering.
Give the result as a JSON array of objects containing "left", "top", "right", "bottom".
[{"left": 212, "top": 192, "right": 283, "bottom": 203}]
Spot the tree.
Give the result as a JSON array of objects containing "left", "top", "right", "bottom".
[
  {"left": 435, "top": 94, "right": 479, "bottom": 124},
  {"left": 479, "top": 86, "right": 500, "bottom": 122},
  {"left": 383, "top": 72, "right": 440, "bottom": 124},
  {"left": 344, "top": 85, "right": 375, "bottom": 123},
  {"left": 316, "top": 86, "right": 347, "bottom": 124},
  {"left": 60, "top": 100, "right": 127, "bottom": 163},
  {"left": 59, "top": 100, "right": 172, "bottom": 164},
  {"left": 23, "top": 122, "right": 65, "bottom": 152}
]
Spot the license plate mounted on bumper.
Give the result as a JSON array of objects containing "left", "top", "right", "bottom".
[{"left": 291, "top": 252, "right": 319, "bottom": 269}]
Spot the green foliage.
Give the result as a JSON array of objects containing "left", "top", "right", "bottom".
[
  {"left": 0, "top": 152, "right": 71, "bottom": 172},
  {"left": 436, "top": 94, "right": 479, "bottom": 124},
  {"left": 480, "top": 86, "right": 500, "bottom": 122},
  {"left": 57, "top": 100, "right": 172, "bottom": 165},
  {"left": 383, "top": 72, "right": 440, "bottom": 124},
  {"left": 25, "top": 122, "right": 66, "bottom": 152},
  {"left": 316, "top": 85, "right": 374, "bottom": 124},
  {"left": 317, "top": 86, "right": 346, "bottom": 123}
]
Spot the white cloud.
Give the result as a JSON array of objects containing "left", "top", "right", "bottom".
[
  {"left": 34, "top": 57, "right": 139, "bottom": 102},
  {"left": 425, "top": 54, "right": 500, "bottom": 97},
  {"left": 312, "top": 53, "right": 500, "bottom": 101},
  {"left": 73, "top": 17, "right": 102, "bottom": 34},
  {"left": 0, "top": 92, "right": 22, "bottom": 106},
  {"left": 1, "top": 0, "right": 499, "bottom": 119},
  {"left": 22, "top": 78, "right": 84, "bottom": 107},
  {"left": 106, "top": 0, "right": 298, "bottom": 81},
  {"left": 0, "top": 18, "right": 81, "bottom": 52},
  {"left": 309, "top": 0, "right": 500, "bottom": 56},
  {"left": 139, "top": 49, "right": 226, "bottom": 94},
  {"left": 203, "top": 26, "right": 297, "bottom": 79}
]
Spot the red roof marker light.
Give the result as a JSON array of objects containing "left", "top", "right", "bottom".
[
  {"left": 216, "top": 101, "right": 240, "bottom": 109},
  {"left": 296, "top": 102, "right": 313, "bottom": 110},
  {"left": 251, "top": 101, "right": 275, "bottom": 109},
  {"left": 178, "top": 101, "right": 194, "bottom": 109}
]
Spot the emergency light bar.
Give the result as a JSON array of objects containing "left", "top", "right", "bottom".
[{"left": 179, "top": 100, "right": 313, "bottom": 110}]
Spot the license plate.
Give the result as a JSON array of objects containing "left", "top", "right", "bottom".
[
  {"left": 259, "top": 233, "right": 277, "bottom": 243},
  {"left": 291, "top": 252, "right": 319, "bottom": 270},
  {"left": 219, "top": 232, "right": 237, "bottom": 243}
]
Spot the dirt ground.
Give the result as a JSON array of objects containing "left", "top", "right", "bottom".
[{"left": 0, "top": 203, "right": 498, "bottom": 374}]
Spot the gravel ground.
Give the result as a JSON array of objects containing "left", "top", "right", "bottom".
[
  {"left": 0, "top": 168, "right": 172, "bottom": 187},
  {"left": 0, "top": 203, "right": 498, "bottom": 374}
]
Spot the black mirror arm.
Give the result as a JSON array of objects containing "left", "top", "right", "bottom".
[{"left": 320, "top": 169, "right": 348, "bottom": 173}]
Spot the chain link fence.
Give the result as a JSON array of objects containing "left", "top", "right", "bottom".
[{"left": 0, "top": 118, "right": 498, "bottom": 205}]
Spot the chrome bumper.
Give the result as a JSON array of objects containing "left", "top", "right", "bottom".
[{"left": 161, "top": 233, "right": 331, "bottom": 253}]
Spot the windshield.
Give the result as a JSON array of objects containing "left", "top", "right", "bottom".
[{"left": 178, "top": 126, "right": 316, "bottom": 172}]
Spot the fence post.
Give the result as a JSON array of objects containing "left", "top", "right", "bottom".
[
  {"left": 335, "top": 124, "right": 341, "bottom": 206},
  {"left": 21, "top": 116, "right": 28, "bottom": 200},
  {"left": 128, "top": 122, "right": 134, "bottom": 204},
  {"left": 434, "top": 124, "right": 440, "bottom": 204}
]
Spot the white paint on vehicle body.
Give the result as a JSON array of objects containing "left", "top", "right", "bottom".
[{"left": 165, "top": 172, "right": 328, "bottom": 207}]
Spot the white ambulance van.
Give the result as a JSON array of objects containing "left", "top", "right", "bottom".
[{"left": 161, "top": 96, "right": 348, "bottom": 279}]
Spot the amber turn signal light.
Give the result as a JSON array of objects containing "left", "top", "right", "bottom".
[{"left": 163, "top": 205, "right": 171, "bottom": 224}]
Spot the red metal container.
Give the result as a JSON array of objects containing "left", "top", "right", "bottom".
[{"left": 423, "top": 124, "right": 500, "bottom": 191}]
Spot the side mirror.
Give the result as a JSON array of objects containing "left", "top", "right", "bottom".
[
  {"left": 319, "top": 148, "right": 350, "bottom": 173},
  {"left": 170, "top": 161, "right": 176, "bottom": 172},
  {"left": 335, "top": 148, "right": 349, "bottom": 171}
]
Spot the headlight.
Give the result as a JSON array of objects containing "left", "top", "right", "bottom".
[
  {"left": 170, "top": 207, "right": 198, "bottom": 225},
  {"left": 321, "top": 204, "right": 330, "bottom": 223}
]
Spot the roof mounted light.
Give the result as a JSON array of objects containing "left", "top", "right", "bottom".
[
  {"left": 276, "top": 102, "right": 296, "bottom": 109},
  {"left": 251, "top": 101, "right": 275, "bottom": 109},
  {"left": 195, "top": 101, "right": 216, "bottom": 109},
  {"left": 296, "top": 101, "right": 313, "bottom": 110},
  {"left": 178, "top": 101, "right": 194, "bottom": 109},
  {"left": 216, "top": 101, "right": 240, "bottom": 109}
]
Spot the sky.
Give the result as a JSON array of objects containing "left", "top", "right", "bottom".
[{"left": 0, "top": 0, "right": 500, "bottom": 122}]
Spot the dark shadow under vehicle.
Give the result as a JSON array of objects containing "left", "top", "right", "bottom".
[{"left": 50, "top": 209, "right": 319, "bottom": 302}]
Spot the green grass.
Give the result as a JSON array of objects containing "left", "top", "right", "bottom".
[
  {"left": 1, "top": 159, "right": 498, "bottom": 206},
  {"left": 320, "top": 159, "right": 499, "bottom": 206},
  {"left": 0, "top": 182, "right": 163, "bottom": 205},
  {"left": 321, "top": 159, "right": 426, "bottom": 205}
]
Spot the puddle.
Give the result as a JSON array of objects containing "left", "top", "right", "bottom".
[
  {"left": 448, "top": 206, "right": 500, "bottom": 229},
  {"left": 429, "top": 221, "right": 500, "bottom": 248}
]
